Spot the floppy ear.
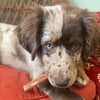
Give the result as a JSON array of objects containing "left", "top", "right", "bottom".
[
  {"left": 81, "top": 11, "right": 100, "bottom": 61},
  {"left": 15, "top": 5, "right": 44, "bottom": 60}
]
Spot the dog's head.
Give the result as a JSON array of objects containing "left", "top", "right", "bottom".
[{"left": 15, "top": 4, "right": 100, "bottom": 88}]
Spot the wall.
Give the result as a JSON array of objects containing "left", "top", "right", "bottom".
[{"left": 69, "top": 0, "right": 100, "bottom": 11}]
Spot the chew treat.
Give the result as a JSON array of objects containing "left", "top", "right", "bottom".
[{"left": 23, "top": 74, "right": 47, "bottom": 92}]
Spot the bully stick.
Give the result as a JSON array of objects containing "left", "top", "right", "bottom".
[{"left": 23, "top": 74, "right": 47, "bottom": 92}]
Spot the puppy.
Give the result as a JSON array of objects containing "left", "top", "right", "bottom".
[{"left": 0, "top": 4, "right": 100, "bottom": 100}]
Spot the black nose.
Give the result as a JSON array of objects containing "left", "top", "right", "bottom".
[{"left": 54, "top": 78, "right": 70, "bottom": 87}]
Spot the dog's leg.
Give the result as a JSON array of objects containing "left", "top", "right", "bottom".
[
  {"left": 75, "top": 61, "right": 89, "bottom": 87},
  {"left": 38, "top": 80, "right": 84, "bottom": 100}
]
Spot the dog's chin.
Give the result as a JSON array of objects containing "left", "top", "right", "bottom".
[
  {"left": 48, "top": 77, "right": 75, "bottom": 88},
  {"left": 53, "top": 84, "right": 71, "bottom": 88},
  {"left": 49, "top": 81, "right": 73, "bottom": 88}
]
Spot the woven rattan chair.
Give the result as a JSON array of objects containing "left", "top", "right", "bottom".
[{"left": 0, "top": 0, "right": 69, "bottom": 25}]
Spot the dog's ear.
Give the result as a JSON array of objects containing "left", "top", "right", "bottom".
[
  {"left": 81, "top": 11, "right": 100, "bottom": 61},
  {"left": 15, "top": 5, "right": 44, "bottom": 60}
]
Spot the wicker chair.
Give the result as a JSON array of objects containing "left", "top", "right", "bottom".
[{"left": 0, "top": 0, "right": 69, "bottom": 25}]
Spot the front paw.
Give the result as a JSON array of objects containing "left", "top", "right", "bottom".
[
  {"left": 75, "top": 66, "right": 89, "bottom": 87},
  {"left": 75, "top": 76, "right": 89, "bottom": 87}
]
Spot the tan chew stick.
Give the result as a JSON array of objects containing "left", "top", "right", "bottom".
[{"left": 23, "top": 74, "right": 47, "bottom": 92}]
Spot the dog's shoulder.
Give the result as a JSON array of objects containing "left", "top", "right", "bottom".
[
  {"left": 0, "top": 23, "right": 27, "bottom": 70},
  {"left": 0, "top": 23, "right": 17, "bottom": 51},
  {"left": 0, "top": 23, "right": 16, "bottom": 34},
  {"left": 0, "top": 23, "right": 17, "bottom": 42}
]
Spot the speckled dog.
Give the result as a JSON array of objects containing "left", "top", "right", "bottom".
[{"left": 0, "top": 4, "right": 100, "bottom": 100}]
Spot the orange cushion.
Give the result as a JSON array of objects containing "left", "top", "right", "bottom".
[
  {"left": 0, "top": 64, "right": 96, "bottom": 100},
  {"left": 71, "top": 80, "right": 96, "bottom": 100}
]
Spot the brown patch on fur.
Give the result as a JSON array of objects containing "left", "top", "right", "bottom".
[
  {"left": 81, "top": 12, "right": 100, "bottom": 61},
  {"left": 62, "top": 4, "right": 100, "bottom": 61},
  {"left": 76, "top": 66, "right": 89, "bottom": 86},
  {"left": 77, "top": 66, "right": 89, "bottom": 81},
  {"left": 69, "top": 38, "right": 74, "bottom": 43},
  {"left": 74, "top": 60, "right": 89, "bottom": 87},
  {"left": 14, "top": 5, "right": 44, "bottom": 60},
  {"left": 49, "top": 33, "right": 57, "bottom": 42}
]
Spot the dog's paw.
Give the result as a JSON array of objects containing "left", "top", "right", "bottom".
[
  {"left": 75, "top": 66, "right": 89, "bottom": 87},
  {"left": 75, "top": 76, "right": 89, "bottom": 87}
]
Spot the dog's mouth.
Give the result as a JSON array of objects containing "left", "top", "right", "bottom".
[
  {"left": 44, "top": 67, "right": 77, "bottom": 88},
  {"left": 53, "top": 78, "right": 71, "bottom": 88},
  {"left": 47, "top": 73, "right": 76, "bottom": 88}
]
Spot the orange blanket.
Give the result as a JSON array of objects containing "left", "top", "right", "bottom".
[{"left": 0, "top": 64, "right": 96, "bottom": 100}]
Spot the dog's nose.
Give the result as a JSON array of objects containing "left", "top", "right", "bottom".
[{"left": 54, "top": 77, "right": 70, "bottom": 87}]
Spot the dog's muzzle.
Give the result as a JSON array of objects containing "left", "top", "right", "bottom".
[
  {"left": 53, "top": 77, "right": 70, "bottom": 87},
  {"left": 47, "top": 66, "right": 77, "bottom": 88}
]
